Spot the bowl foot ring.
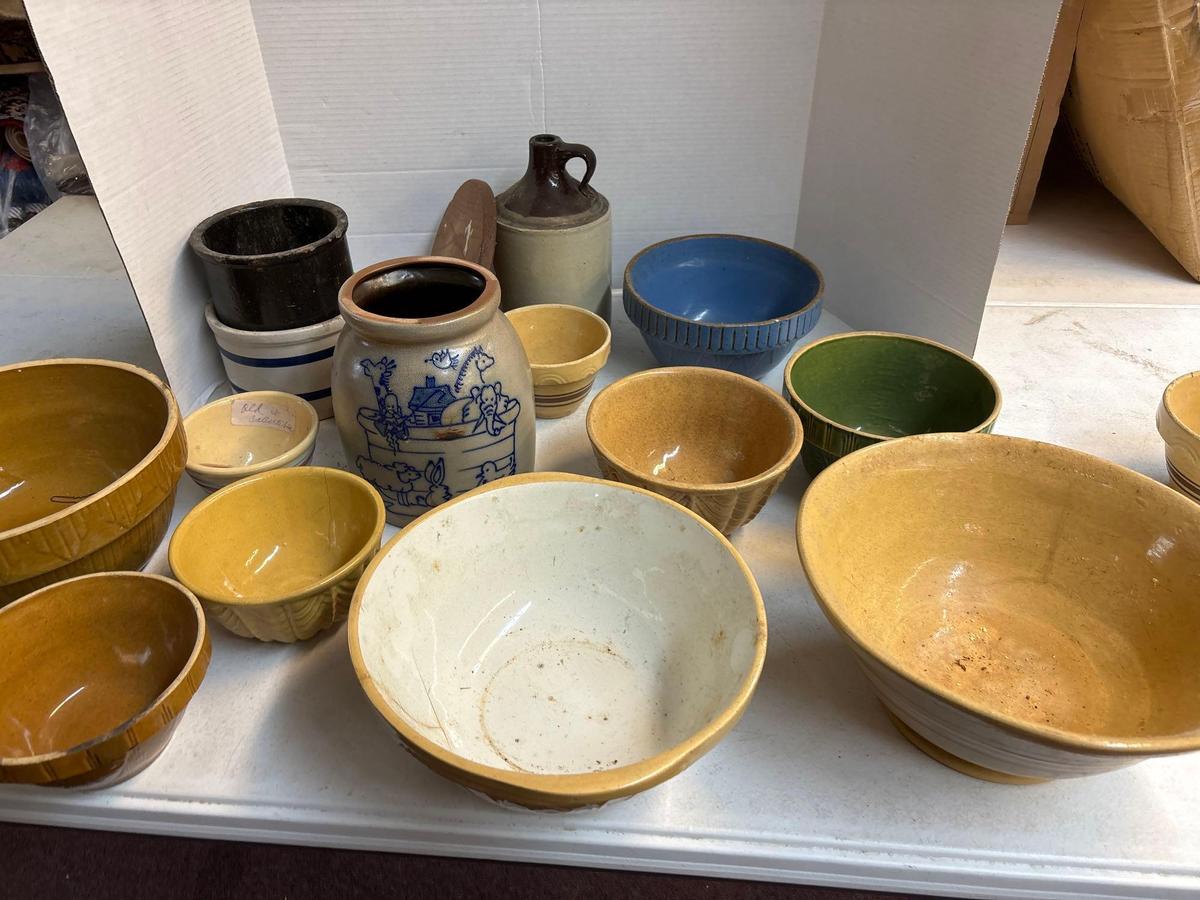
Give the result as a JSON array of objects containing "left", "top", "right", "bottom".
[{"left": 884, "top": 711, "right": 1047, "bottom": 785}]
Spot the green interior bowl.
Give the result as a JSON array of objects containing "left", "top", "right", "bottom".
[{"left": 784, "top": 332, "right": 1001, "bottom": 476}]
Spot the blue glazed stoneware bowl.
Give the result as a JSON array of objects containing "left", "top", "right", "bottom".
[{"left": 623, "top": 234, "right": 823, "bottom": 380}]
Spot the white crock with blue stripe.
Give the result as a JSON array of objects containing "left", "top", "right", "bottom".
[{"left": 205, "top": 305, "right": 342, "bottom": 418}]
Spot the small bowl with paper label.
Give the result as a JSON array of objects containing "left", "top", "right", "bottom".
[{"left": 182, "top": 391, "right": 319, "bottom": 492}]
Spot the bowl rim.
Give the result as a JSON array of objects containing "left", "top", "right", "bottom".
[
  {"left": 796, "top": 431, "right": 1200, "bottom": 757},
  {"left": 623, "top": 233, "right": 825, "bottom": 331},
  {"left": 586, "top": 366, "right": 805, "bottom": 494},
  {"left": 183, "top": 390, "right": 320, "bottom": 480},
  {"left": 1160, "top": 370, "right": 1200, "bottom": 442},
  {"left": 347, "top": 471, "right": 769, "bottom": 807},
  {"left": 0, "top": 358, "right": 181, "bottom": 544},
  {"left": 504, "top": 303, "right": 613, "bottom": 374},
  {"left": 168, "top": 466, "right": 386, "bottom": 607},
  {"left": 783, "top": 331, "right": 1003, "bottom": 442},
  {"left": 0, "top": 571, "right": 211, "bottom": 776},
  {"left": 188, "top": 197, "right": 348, "bottom": 268}
]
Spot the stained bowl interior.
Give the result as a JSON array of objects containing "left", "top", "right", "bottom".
[
  {"left": 788, "top": 334, "right": 997, "bottom": 438},
  {"left": 800, "top": 434, "right": 1200, "bottom": 746},
  {"left": 170, "top": 469, "right": 380, "bottom": 602},
  {"left": 507, "top": 306, "right": 608, "bottom": 367},
  {"left": 199, "top": 202, "right": 340, "bottom": 258},
  {"left": 353, "top": 478, "right": 762, "bottom": 776},
  {"left": 0, "top": 575, "right": 199, "bottom": 760},
  {"left": 589, "top": 369, "right": 798, "bottom": 485},
  {"left": 628, "top": 236, "right": 821, "bottom": 323},
  {"left": 185, "top": 394, "right": 316, "bottom": 470},
  {"left": 0, "top": 362, "right": 169, "bottom": 534}
]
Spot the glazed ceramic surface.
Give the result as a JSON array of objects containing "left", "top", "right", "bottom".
[
  {"left": 0, "top": 572, "right": 209, "bottom": 787},
  {"left": 190, "top": 198, "right": 352, "bottom": 332},
  {"left": 1157, "top": 370, "right": 1200, "bottom": 501},
  {"left": 0, "top": 359, "right": 186, "bottom": 606},
  {"left": 168, "top": 467, "right": 385, "bottom": 642},
  {"left": 205, "top": 306, "right": 342, "bottom": 419},
  {"left": 624, "top": 234, "right": 823, "bottom": 379},
  {"left": 349, "top": 473, "right": 766, "bottom": 809},
  {"left": 183, "top": 391, "right": 319, "bottom": 492},
  {"left": 495, "top": 135, "right": 612, "bottom": 320},
  {"left": 784, "top": 331, "right": 1001, "bottom": 477},
  {"left": 798, "top": 432, "right": 1200, "bottom": 783},
  {"left": 586, "top": 367, "right": 803, "bottom": 533},
  {"left": 332, "top": 256, "right": 536, "bottom": 526},
  {"left": 506, "top": 304, "right": 611, "bottom": 418}
]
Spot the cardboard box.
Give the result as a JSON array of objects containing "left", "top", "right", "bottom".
[
  {"left": 23, "top": 1, "right": 1061, "bottom": 408},
  {"left": 1065, "top": 0, "right": 1200, "bottom": 280}
]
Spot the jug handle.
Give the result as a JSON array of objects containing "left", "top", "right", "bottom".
[{"left": 556, "top": 141, "right": 596, "bottom": 189}]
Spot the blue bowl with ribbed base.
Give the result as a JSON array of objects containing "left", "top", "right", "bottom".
[{"left": 623, "top": 234, "right": 824, "bottom": 380}]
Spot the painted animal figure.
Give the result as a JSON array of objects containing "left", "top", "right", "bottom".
[{"left": 453, "top": 346, "right": 496, "bottom": 393}]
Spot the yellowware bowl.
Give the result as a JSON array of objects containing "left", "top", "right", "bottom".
[
  {"left": 506, "top": 304, "right": 612, "bottom": 418},
  {"left": 1157, "top": 370, "right": 1200, "bottom": 502},
  {"left": 349, "top": 472, "right": 767, "bottom": 809},
  {"left": 586, "top": 367, "right": 803, "bottom": 533},
  {"left": 0, "top": 358, "right": 186, "bottom": 606},
  {"left": 0, "top": 572, "right": 209, "bottom": 787},
  {"left": 798, "top": 433, "right": 1200, "bottom": 783},
  {"left": 183, "top": 391, "right": 319, "bottom": 492},
  {"left": 169, "top": 467, "right": 385, "bottom": 642}
]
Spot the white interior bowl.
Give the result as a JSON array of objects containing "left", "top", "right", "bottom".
[{"left": 349, "top": 472, "right": 766, "bottom": 809}]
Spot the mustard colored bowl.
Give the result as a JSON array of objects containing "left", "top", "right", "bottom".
[
  {"left": 169, "top": 467, "right": 385, "bottom": 642},
  {"left": 349, "top": 472, "right": 767, "bottom": 809},
  {"left": 183, "top": 390, "right": 319, "bottom": 492},
  {"left": 506, "top": 304, "right": 612, "bottom": 418},
  {"left": 798, "top": 432, "right": 1200, "bottom": 783},
  {"left": 0, "top": 572, "right": 210, "bottom": 788},
  {"left": 586, "top": 367, "right": 803, "bottom": 533},
  {"left": 1157, "top": 370, "right": 1200, "bottom": 502},
  {"left": 0, "top": 358, "right": 186, "bottom": 606}
]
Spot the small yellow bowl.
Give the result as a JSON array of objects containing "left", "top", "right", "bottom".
[
  {"left": 506, "top": 304, "right": 611, "bottom": 418},
  {"left": 0, "top": 572, "right": 210, "bottom": 788},
  {"left": 1157, "top": 370, "right": 1200, "bottom": 502},
  {"left": 168, "top": 467, "right": 385, "bottom": 642},
  {"left": 183, "top": 391, "right": 319, "bottom": 492},
  {"left": 586, "top": 367, "right": 803, "bottom": 533}
]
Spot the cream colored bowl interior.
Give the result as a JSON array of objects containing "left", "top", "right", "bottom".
[
  {"left": 802, "top": 434, "right": 1200, "bottom": 745},
  {"left": 354, "top": 479, "right": 762, "bottom": 775},
  {"left": 507, "top": 305, "right": 608, "bottom": 366},
  {"left": 185, "top": 393, "right": 315, "bottom": 471}
]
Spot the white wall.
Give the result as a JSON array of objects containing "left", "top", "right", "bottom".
[
  {"left": 249, "top": 0, "right": 825, "bottom": 276},
  {"left": 796, "top": 0, "right": 1061, "bottom": 352}
]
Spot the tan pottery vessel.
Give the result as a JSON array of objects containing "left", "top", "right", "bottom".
[
  {"left": 798, "top": 432, "right": 1200, "bottom": 783},
  {"left": 0, "top": 359, "right": 186, "bottom": 606},
  {"left": 0, "top": 572, "right": 210, "bottom": 787},
  {"left": 1157, "top": 370, "right": 1200, "bottom": 502},
  {"left": 169, "top": 467, "right": 385, "bottom": 642},
  {"left": 586, "top": 367, "right": 803, "bottom": 533},
  {"left": 505, "top": 304, "right": 611, "bottom": 418}
]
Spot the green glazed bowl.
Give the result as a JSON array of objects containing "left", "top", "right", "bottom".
[{"left": 783, "top": 331, "right": 1001, "bottom": 476}]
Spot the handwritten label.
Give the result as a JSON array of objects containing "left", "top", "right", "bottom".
[{"left": 230, "top": 399, "right": 296, "bottom": 433}]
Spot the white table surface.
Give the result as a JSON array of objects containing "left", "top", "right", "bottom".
[{"left": 2, "top": 300, "right": 1198, "bottom": 899}]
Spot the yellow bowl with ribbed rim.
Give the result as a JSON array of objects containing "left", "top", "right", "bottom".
[
  {"left": 0, "top": 358, "right": 186, "bottom": 607},
  {"left": 169, "top": 466, "right": 385, "bottom": 642},
  {"left": 0, "top": 572, "right": 210, "bottom": 788},
  {"left": 1157, "top": 370, "right": 1200, "bottom": 502},
  {"left": 586, "top": 367, "right": 803, "bottom": 533}
]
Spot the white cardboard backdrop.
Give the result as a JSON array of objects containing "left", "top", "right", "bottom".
[{"left": 24, "top": 0, "right": 1058, "bottom": 407}]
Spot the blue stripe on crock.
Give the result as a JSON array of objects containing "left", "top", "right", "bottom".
[
  {"left": 230, "top": 382, "right": 333, "bottom": 401},
  {"left": 218, "top": 345, "right": 335, "bottom": 368}
]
